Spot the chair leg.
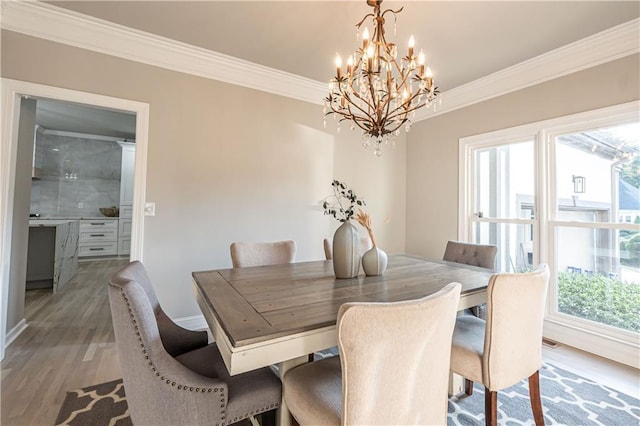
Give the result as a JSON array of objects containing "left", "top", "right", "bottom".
[
  {"left": 465, "top": 378, "right": 474, "bottom": 396},
  {"left": 528, "top": 370, "right": 545, "bottom": 426},
  {"left": 259, "top": 409, "right": 276, "bottom": 426},
  {"left": 484, "top": 388, "right": 497, "bottom": 426},
  {"left": 308, "top": 353, "right": 314, "bottom": 362}
]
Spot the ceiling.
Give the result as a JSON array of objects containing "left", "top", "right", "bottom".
[
  {"left": 47, "top": 0, "right": 640, "bottom": 92},
  {"left": 33, "top": 1, "right": 639, "bottom": 137},
  {"left": 35, "top": 98, "right": 136, "bottom": 140}
]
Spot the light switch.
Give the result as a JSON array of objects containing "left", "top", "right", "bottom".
[{"left": 144, "top": 202, "right": 156, "bottom": 216}]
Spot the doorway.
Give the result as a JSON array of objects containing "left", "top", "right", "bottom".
[{"left": 0, "top": 79, "right": 150, "bottom": 361}]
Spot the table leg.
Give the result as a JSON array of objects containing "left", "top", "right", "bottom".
[
  {"left": 449, "top": 371, "right": 465, "bottom": 396},
  {"left": 276, "top": 355, "right": 309, "bottom": 426}
]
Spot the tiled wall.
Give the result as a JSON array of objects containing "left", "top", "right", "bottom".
[{"left": 30, "top": 130, "right": 122, "bottom": 218}]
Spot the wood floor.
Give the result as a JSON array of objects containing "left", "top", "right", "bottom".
[
  {"left": 1, "top": 259, "right": 638, "bottom": 425},
  {"left": 1, "top": 258, "right": 127, "bottom": 426}
]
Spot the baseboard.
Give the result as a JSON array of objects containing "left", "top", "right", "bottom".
[
  {"left": 5, "top": 318, "right": 28, "bottom": 348},
  {"left": 544, "top": 319, "right": 640, "bottom": 369},
  {"left": 174, "top": 314, "right": 209, "bottom": 332}
]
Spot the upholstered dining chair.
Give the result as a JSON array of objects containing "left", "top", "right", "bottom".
[
  {"left": 110, "top": 259, "right": 208, "bottom": 357},
  {"left": 450, "top": 265, "right": 550, "bottom": 426},
  {"left": 283, "top": 282, "right": 462, "bottom": 425},
  {"left": 443, "top": 240, "right": 498, "bottom": 270},
  {"left": 443, "top": 240, "right": 497, "bottom": 319},
  {"left": 108, "top": 261, "right": 281, "bottom": 425},
  {"left": 230, "top": 240, "right": 296, "bottom": 268}
]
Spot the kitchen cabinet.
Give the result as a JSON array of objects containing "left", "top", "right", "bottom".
[
  {"left": 79, "top": 219, "right": 118, "bottom": 257},
  {"left": 27, "top": 220, "right": 79, "bottom": 291},
  {"left": 118, "top": 142, "right": 135, "bottom": 256}
]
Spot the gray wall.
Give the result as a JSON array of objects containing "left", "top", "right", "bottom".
[
  {"left": 1, "top": 30, "right": 407, "bottom": 324},
  {"left": 406, "top": 54, "right": 640, "bottom": 259}
]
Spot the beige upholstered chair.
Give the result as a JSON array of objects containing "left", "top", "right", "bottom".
[
  {"left": 230, "top": 240, "right": 296, "bottom": 268},
  {"left": 323, "top": 236, "right": 372, "bottom": 260},
  {"left": 443, "top": 240, "right": 498, "bottom": 270},
  {"left": 450, "top": 265, "right": 550, "bottom": 426},
  {"left": 108, "top": 261, "right": 281, "bottom": 425},
  {"left": 283, "top": 282, "right": 462, "bottom": 425}
]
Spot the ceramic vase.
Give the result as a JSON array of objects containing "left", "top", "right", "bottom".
[
  {"left": 362, "top": 246, "right": 388, "bottom": 276},
  {"left": 332, "top": 220, "right": 360, "bottom": 279}
]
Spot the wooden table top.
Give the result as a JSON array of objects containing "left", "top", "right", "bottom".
[{"left": 192, "top": 254, "right": 492, "bottom": 348}]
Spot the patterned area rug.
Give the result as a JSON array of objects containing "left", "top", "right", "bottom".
[
  {"left": 55, "top": 379, "right": 131, "bottom": 426},
  {"left": 448, "top": 363, "right": 640, "bottom": 425},
  {"left": 56, "top": 363, "right": 639, "bottom": 425}
]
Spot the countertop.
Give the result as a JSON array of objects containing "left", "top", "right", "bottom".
[
  {"left": 29, "top": 217, "right": 118, "bottom": 221},
  {"left": 29, "top": 219, "right": 80, "bottom": 227}
]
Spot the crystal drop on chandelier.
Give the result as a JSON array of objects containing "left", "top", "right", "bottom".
[{"left": 324, "top": 0, "right": 439, "bottom": 156}]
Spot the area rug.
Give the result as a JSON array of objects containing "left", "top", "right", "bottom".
[
  {"left": 448, "top": 363, "right": 640, "bottom": 425},
  {"left": 56, "top": 363, "right": 639, "bottom": 425},
  {"left": 55, "top": 378, "right": 131, "bottom": 426}
]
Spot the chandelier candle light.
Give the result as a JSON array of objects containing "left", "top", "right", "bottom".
[{"left": 325, "top": 0, "right": 439, "bottom": 156}]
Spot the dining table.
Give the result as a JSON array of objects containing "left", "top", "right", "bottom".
[{"left": 192, "top": 253, "right": 492, "bottom": 426}]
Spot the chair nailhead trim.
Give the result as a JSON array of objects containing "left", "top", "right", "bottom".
[{"left": 118, "top": 290, "right": 221, "bottom": 395}]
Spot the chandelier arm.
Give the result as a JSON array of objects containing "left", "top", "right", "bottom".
[
  {"left": 381, "top": 7, "right": 404, "bottom": 19},
  {"left": 385, "top": 96, "right": 426, "bottom": 122},
  {"left": 338, "top": 78, "right": 379, "bottom": 122},
  {"left": 355, "top": 12, "right": 377, "bottom": 29},
  {"left": 329, "top": 88, "right": 379, "bottom": 132}
]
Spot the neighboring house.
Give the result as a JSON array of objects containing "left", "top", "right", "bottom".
[{"left": 619, "top": 179, "right": 640, "bottom": 223}]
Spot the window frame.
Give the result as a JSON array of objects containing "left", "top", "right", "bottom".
[{"left": 459, "top": 101, "right": 640, "bottom": 368}]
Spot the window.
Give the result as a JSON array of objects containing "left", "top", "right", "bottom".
[{"left": 459, "top": 101, "right": 640, "bottom": 367}]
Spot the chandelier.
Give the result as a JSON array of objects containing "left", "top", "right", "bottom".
[{"left": 324, "top": 0, "right": 439, "bottom": 156}]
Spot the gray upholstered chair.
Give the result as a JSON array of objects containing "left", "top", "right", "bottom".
[
  {"left": 450, "top": 265, "right": 550, "bottom": 426},
  {"left": 108, "top": 261, "right": 281, "bottom": 425},
  {"left": 283, "top": 282, "right": 462, "bottom": 425},
  {"left": 443, "top": 240, "right": 497, "bottom": 319},
  {"left": 443, "top": 240, "right": 498, "bottom": 270},
  {"left": 230, "top": 240, "right": 296, "bottom": 268},
  {"left": 110, "top": 259, "right": 208, "bottom": 357}
]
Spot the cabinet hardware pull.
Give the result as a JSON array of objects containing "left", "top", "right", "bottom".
[
  {"left": 90, "top": 234, "right": 105, "bottom": 237},
  {"left": 89, "top": 248, "right": 104, "bottom": 251},
  {"left": 90, "top": 222, "right": 105, "bottom": 225}
]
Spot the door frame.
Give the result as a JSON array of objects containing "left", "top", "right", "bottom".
[{"left": 0, "top": 78, "right": 150, "bottom": 361}]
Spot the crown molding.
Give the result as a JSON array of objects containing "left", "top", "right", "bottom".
[
  {"left": 0, "top": 0, "right": 326, "bottom": 105},
  {"left": 1, "top": 1, "right": 638, "bottom": 116},
  {"left": 414, "top": 18, "right": 640, "bottom": 122}
]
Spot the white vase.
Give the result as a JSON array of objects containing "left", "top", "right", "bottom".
[
  {"left": 332, "top": 221, "right": 360, "bottom": 279},
  {"left": 362, "top": 246, "right": 388, "bottom": 276}
]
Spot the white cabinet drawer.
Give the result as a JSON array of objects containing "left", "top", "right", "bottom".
[
  {"left": 79, "top": 241, "right": 117, "bottom": 257},
  {"left": 80, "top": 229, "right": 118, "bottom": 243},
  {"left": 80, "top": 219, "right": 118, "bottom": 231}
]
